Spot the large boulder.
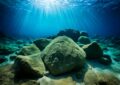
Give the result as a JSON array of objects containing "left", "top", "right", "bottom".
[
  {"left": 13, "top": 54, "right": 46, "bottom": 78},
  {"left": 41, "top": 36, "right": 86, "bottom": 75},
  {"left": 78, "top": 36, "right": 91, "bottom": 44},
  {"left": 34, "top": 38, "right": 51, "bottom": 51},
  {"left": 57, "top": 29, "right": 80, "bottom": 42},
  {"left": 37, "top": 76, "right": 76, "bottom": 85},
  {"left": 17, "top": 44, "right": 41, "bottom": 56},
  {"left": 84, "top": 69, "right": 120, "bottom": 85},
  {"left": 82, "top": 42, "right": 103, "bottom": 59}
]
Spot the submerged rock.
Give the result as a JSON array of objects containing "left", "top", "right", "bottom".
[
  {"left": 84, "top": 69, "right": 120, "bottom": 85},
  {"left": 82, "top": 42, "right": 103, "bottom": 59},
  {"left": 78, "top": 36, "right": 91, "bottom": 44},
  {"left": 0, "top": 64, "right": 39, "bottom": 85},
  {"left": 57, "top": 29, "right": 80, "bottom": 42},
  {"left": 34, "top": 38, "right": 51, "bottom": 51},
  {"left": 84, "top": 69, "right": 98, "bottom": 85},
  {"left": 80, "top": 31, "right": 89, "bottom": 37},
  {"left": 17, "top": 44, "right": 40, "bottom": 56},
  {"left": 13, "top": 54, "right": 46, "bottom": 78},
  {"left": 42, "top": 36, "right": 86, "bottom": 75},
  {"left": 0, "top": 65, "right": 15, "bottom": 85},
  {"left": 37, "top": 76, "right": 76, "bottom": 85},
  {"left": 98, "top": 54, "right": 112, "bottom": 65}
]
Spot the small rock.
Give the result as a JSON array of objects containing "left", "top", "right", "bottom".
[
  {"left": 80, "top": 31, "right": 89, "bottom": 37},
  {"left": 98, "top": 54, "right": 112, "bottom": 65},
  {"left": 82, "top": 42, "right": 103, "bottom": 59},
  {"left": 42, "top": 36, "right": 86, "bottom": 75},
  {"left": 97, "top": 73, "right": 120, "bottom": 85},
  {"left": 78, "top": 36, "right": 91, "bottom": 44},
  {"left": 84, "top": 69, "right": 98, "bottom": 85},
  {"left": 37, "top": 76, "right": 76, "bottom": 85},
  {"left": 57, "top": 29, "right": 80, "bottom": 42},
  {"left": 0, "top": 64, "right": 39, "bottom": 85},
  {"left": 13, "top": 54, "right": 46, "bottom": 78},
  {"left": 34, "top": 38, "right": 51, "bottom": 51},
  {"left": 17, "top": 44, "right": 40, "bottom": 56},
  {"left": 84, "top": 69, "right": 120, "bottom": 85},
  {"left": 0, "top": 65, "right": 14, "bottom": 85}
]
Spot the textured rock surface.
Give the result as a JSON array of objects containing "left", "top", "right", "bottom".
[
  {"left": 84, "top": 69, "right": 120, "bottom": 85},
  {"left": 78, "top": 36, "right": 91, "bottom": 44},
  {"left": 97, "top": 73, "right": 120, "bottom": 85},
  {"left": 0, "top": 65, "right": 15, "bottom": 85},
  {"left": 17, "top": 44, "right": 40, "bottom": 56},
  {"left": 13, "top": 54, "right": 46, "bottom": 78},
  {"left": 37, "top": 76, "right": 76, "bottom": 85},
  {"left": 0, "top": 64, "right": 39, "bottom": 85},
  {"left": 84, "top": 69, "right": 98, "bottom": 85},
  {"left": 42, "top": 36, "right": 86, "bottom": 75},
  {"left": 80, "top": 31, "right": 89, "bottom": 37},
  {"left": 34, "top": 38, "right": 51, "bottom": 51},
  {"left": 82, "top": 42, "right": 103, "bottom": 59},
  {"left": 57, "top": 29, "right": 80, "bottom": 41}
]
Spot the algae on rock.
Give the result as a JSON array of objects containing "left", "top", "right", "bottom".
[
  {"left": 42, "top": 36, "right": 86, "bottom": 75},
  {"left": 13, "top": 54, "right": 46, "bottom": 78}
]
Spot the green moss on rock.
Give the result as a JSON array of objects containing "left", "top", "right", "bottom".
[
  {"left": 41, "top": 36, "right": 86, "bottom": 75},
  {"left": 13, "top": 54, "right": 46, "bottom": 78},
  {"left": 17, "top": 44, "right": 40, "bottom": 56}
]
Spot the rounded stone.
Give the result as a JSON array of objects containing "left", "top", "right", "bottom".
[{"left": 41, "top": 36, "right": 86, "bottom": 75}]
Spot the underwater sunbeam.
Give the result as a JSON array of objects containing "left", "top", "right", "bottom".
[{"left": 33, "top": 0, "right": 63, "bottom": 12}]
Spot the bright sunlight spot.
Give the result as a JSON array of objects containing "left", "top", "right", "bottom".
[
  {"left": 34, "top": 0, "right": 61, "bottom": 12},
  {"left": 33, "top": 0, "right": 69, "bottom": 13}
]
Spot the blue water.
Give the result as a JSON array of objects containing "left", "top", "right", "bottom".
[{"left": 0, "top": 0, "right": 120, "bottom": 38}]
